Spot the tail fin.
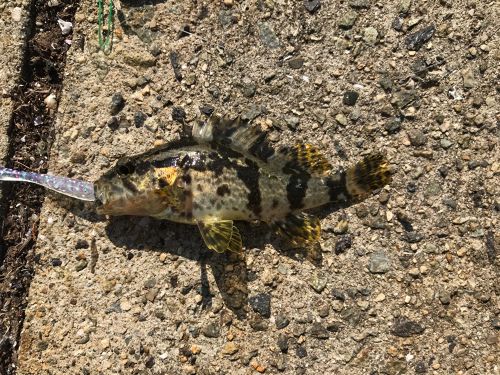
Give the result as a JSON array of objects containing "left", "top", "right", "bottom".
[{"left": 345, "top": 153, "right": 391, "bottom": 201}]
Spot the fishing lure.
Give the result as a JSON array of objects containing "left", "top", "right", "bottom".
[
  {"left": 0, "top": 166, "right": 94, "bottom": 201},
  {"left": 1, "top": 114, "right": 391, "bottom": 254}
]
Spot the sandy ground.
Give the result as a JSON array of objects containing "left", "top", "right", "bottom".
[{"left": 5, "top": 0, "right": 499, "bottom": 374}]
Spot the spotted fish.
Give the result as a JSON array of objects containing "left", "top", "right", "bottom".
[{"left": 94, "top": 114, "right": 391, "bottom": 254}]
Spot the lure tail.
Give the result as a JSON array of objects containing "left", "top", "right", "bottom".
[{"left": 0, "top": 167, "right": 95, "bottom": 201}]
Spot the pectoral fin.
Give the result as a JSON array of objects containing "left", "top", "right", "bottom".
[
  {"left": 197, "top": 220, "right": 243, "bottom": 254},
  {"left": 273, "top": 213, "right": 321, "bottom": 247}
]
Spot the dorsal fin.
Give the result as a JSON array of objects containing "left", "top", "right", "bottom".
[
  {"left": 192, "top": 113, "right": 331, "bottom": 176},
  {"left": 192, "top": 114, "right": 275, "bottom": 161},
  {"left": 271, "top": 143, "right": 332, "bottom": 177}
]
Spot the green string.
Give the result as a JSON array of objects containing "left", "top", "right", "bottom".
[{"left": 97, "top": 0, "right": 114, "bottom": 52}]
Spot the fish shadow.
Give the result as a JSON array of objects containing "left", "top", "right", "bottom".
[{"left": 104, "top": 215, "right": 328, "bottom": 320}]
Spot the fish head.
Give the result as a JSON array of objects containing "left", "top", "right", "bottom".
[{"left": 94, "top": 155, "right": 183, "bottom": 216}]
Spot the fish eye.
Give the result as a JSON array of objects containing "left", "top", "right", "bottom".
[{"left": 117, "top": 162, "right": 135, "bottom": 176}]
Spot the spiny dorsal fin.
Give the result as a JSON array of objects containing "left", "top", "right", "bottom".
[
  {"left": 273, "top": 212, "right": 321, "bottom": 247},
  {"left": 192, "top": 114, "right": 275, "bottom": 162},
  {"left": 271, "top": 143, "right": 332, "bottom": 177},
  {"left": 197, "top": 219, "right": 243, "bottom": 254}
]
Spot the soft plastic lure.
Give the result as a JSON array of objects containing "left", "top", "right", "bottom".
[{"left": 0, "top": 167, "right": 95, "bottom": 201}]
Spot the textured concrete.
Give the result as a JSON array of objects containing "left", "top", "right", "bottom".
[{"left": 17, "top": 0, "right": 500, "bottom": 374}]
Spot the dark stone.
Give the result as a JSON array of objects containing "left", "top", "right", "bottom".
[
  {"left": 51, "top": 258, "right": 62, "bottom": 267},
  {"left": 326, "top": 322, "right": 342, "bottom": 332},
  {"left": 407, "top": 129, "right": 427, "bottom": 146},
  {"left": 249, "top": 293, "right": 271, "bottom": 318},
  {"left": 438, "top": 165, "right": 449, "bottom": 177},
  {"left": 107, "top": 116, "right": 119, "bottom": 130},
  {"left": 485, "top": 230, "right": 496, "bottom": 264},
  {"left": 385, "top": 117, "right": 402, "bottom": 133},
  {"left": 295, "top": 346, "right": 307, "bottom": 358},
  {"left": 442, "top": 198, "right": 457, "bottom": 209},
  {"left": 250, "top": 318, "right": 269, "bottom": 331},
  {"left": 134, "top": 111, "right": 146, "bottom": 127},
  {"left": 392, "top": 16, "right": 403, "bottom": 31},
  {"left": 396, "top": 212, "right": 413, "bottom": 232},
  {"left": 145, "top": 356, "right": 155, "bottom": 368},
  {"left": 177, "top": 24, "right": 191, "bottom": 39},
  {"left": 171, "top": 107, "right": 186, "bottom": 123},
  {"left": 169, "top": 51, "right": 182, "bottom": 81},
  {"left": 406, "top": 25, "right": 436, "bottom": 51},
  {"left": 199, "top": 105, "right": 214, "bottom": 116},
  {"left": 75, "top": 239, "right": 89, "bottom": 249},
  {"left": 415, "top": 360, "right": 428, "bottom": 373},
  {"left": 275, "top": 314, "right": 290, "bottom": 329},
  {"left": 335, "top": 234, "right": 352, "bottom": 254},
  {"left": 331, "top": 289, "right": 346, "bottom": 301},
  {"left": 202, "top": 322, "right": 220, "bottom": 338},
  {"left": 343, "top": 91, "right": 359, "bottom": 106},
  {"left": 407, "top": 182, "right": 417, "bottom": 193},
  {"left": 110, "top": 93, "right": 125, "bottom": 115},
  {"left": 304, "top": 0, "right": 321, "bottom": 13},
  {"left": 340, "top": 307, "right": 363, "bottom": 325},
  {"left": 309, "top": 323, "right": 329, "bottom": 339},
  {"left": 391, "top": 317, "right": 425, "bottom": 337},
  {"left": 240, "top": 82, "right": 256, "bottom": 98},
  {"left": 379, "top": 76, "right": 393, "bottom": 92},
  {"left": 277, "top": 333, "right": 289, "bottom": 353},
  {"left": 288, "top": 57, "right": 304, "bottom": 69},
  {"left": 403, "top": 232, "right": 423, "bottom": 243},
  {"left": 207, "top": 86, "right": 220, "bottom": 99}
]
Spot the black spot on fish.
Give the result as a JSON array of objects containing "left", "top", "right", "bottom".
[
  {"left": 158, "top": 178, "right": 168, "bottom": 188},
  {"left": 216, "top": 184, "right": 231, "bottom": 197},
  {"left": 197, "top": 184, "right": 203, "bottom": 192},
  {"left": 181, "top": 174, "right": 192, "bottom": 184},
  {"left": 272, "top": 198, "right": 279, "bottom": 209},
  {"left": 215, "top": 202, "right": 222, "bottom": 210}
]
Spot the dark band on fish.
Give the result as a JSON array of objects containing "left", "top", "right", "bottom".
[
  {"left": 326, "top": 173, "right": 351, "bottom": 203},
  {"left": 235, "top": 158, "right": 262, "bottom": 217}
]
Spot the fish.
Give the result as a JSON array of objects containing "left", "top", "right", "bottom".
[{"left": 94, "top": 114, "right": 391, "bottom": 254}]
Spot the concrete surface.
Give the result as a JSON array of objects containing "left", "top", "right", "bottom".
[
  {"left": 0, "top": 0, "right": 33, "bottom": 196},
  {"left": 15, "top": 0, "right": 500, "bottom": 374}
]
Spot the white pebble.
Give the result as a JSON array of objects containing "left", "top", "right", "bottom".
[
  {"left": 58, "top": 19, "right": 73, "bottom": 35},
  {"left": 11, "top": 7, "right": 22, "bottom": 22},
  {"left": 44, "top": 93, "right": 57, "bottom": 110}
]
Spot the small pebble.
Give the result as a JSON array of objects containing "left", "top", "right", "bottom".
[
  {"left": 368, "top": 252, "right": 391, "bottom": 274},
  {"left": 343, "top": 91, "right": 359, "bottom": 106},
  {"left": 110, "top": 93, "right": 125, "bottom": 115},
  {"left": 248, "top": 293, "right": 271, "bottom": 318}
]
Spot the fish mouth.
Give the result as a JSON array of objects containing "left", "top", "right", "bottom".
[{"left": 94, "top": 181, "right": 165, "bottom": 216}]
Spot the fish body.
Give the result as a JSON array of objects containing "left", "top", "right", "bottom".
[{"left": 95, "top": 115, "right": 391, "bottom": 254}]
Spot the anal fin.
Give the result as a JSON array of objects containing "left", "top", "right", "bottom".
[
  {"left": 197, "top": 220, "right": 243, "bottom": 254},
  {"left": 274, "top": 143, "right": 332, "bottom": 176},
  {"left": 273, "top": 212, "right": 321, "bottom": 247}
]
